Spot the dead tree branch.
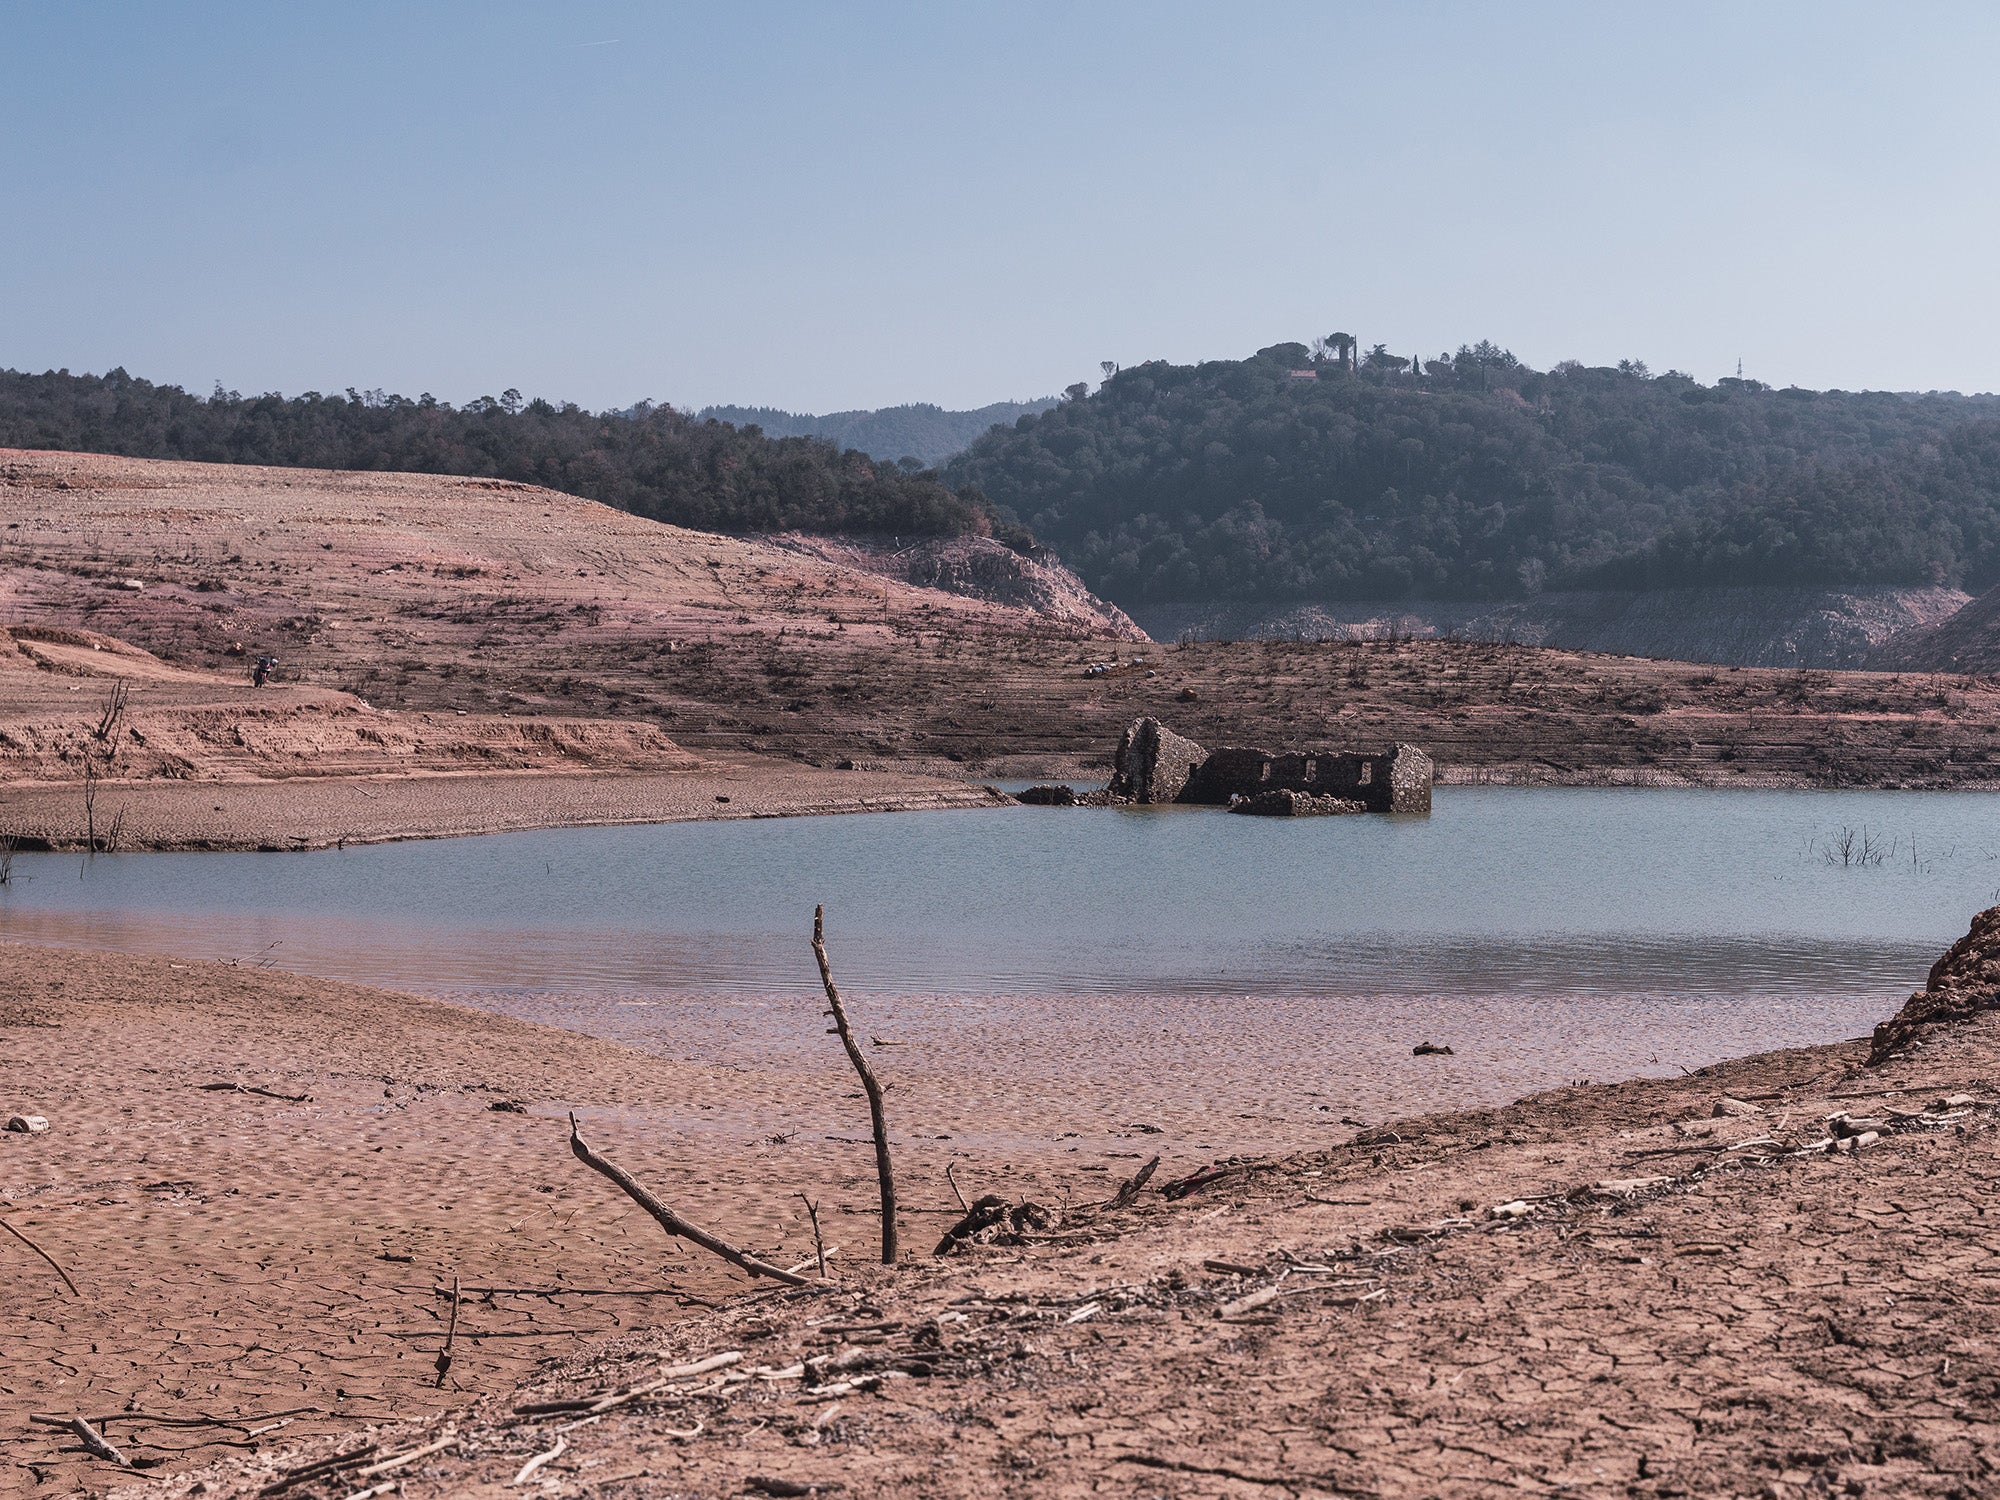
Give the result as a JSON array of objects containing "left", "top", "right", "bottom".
[
  {"left": 1109, "top": 1154, "right": 1160, "bottom": 1209},
  {"left": 813, "top": 904, "right": 897, "bottom": 1264},
  {"left": 796, "top": 1193, "right": 828, "bottom": 1278},
  {"left": 82, "top": 757, "right": 99, "bottom": 853},
  {"left": 94, "top": 680, "right": 129, "bottom": 745},
  {"left": 568, "top": 1114, "right": 806, "bottom": 1286}
]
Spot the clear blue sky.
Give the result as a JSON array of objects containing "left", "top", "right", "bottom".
[{"left": 5, "top": 2, "right": 1996, "bottom": 411}]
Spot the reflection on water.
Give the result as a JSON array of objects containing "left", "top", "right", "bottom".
[{"left": 2, "top": 788, "right": 1995, "bottom": 1031}]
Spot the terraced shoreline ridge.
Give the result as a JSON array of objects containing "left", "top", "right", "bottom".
[
  {"left": 7, "top": 450, "right": 2000, "bottom": 852},
  {"left": 3, "top": 906, "right": 1998, "bottom": 1497}
]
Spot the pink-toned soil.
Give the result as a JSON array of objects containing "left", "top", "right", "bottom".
[
  {"left": 9, "top": 449, "right": 2000, "bottom": 809},
  {"left": 6, "top": 928, "right": 2000, "bottom": 1498}
]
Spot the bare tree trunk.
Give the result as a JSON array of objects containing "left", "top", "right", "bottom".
[
  {"left": 812, "top": 904, "right": 897, "bottom": 1263},
  {"left": 82, "top": 758, "right": 99, "bottom": 853}
]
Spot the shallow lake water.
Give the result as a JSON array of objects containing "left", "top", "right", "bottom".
[{"left": 4, "top": 788, "right": 1997, "bottom": 1119}]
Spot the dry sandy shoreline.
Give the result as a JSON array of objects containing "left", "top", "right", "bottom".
[
  {"left": 0, "top": 757, "right": 1011, "bottom": 852},
  {"left": 6, "top": 925, "right": 2000, "bottom": 1497}
]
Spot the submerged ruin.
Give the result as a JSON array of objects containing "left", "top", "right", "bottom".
[{"left": 1103, "top": 717, "right": 1432, "bottom": 815}]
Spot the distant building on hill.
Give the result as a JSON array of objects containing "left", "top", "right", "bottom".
[{"left": 1287, "top": 369, "right": 1319, "bottom": 382}]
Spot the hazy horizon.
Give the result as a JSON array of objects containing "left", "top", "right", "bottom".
[{"left": 7, "top": 1, "right": 2000, "bottom": 412}]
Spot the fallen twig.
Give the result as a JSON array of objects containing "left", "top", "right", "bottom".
[
  {"left": 1, "top": 1216, "right": 80, "bottom": 1297},
  {"left": 1218, "top": 1285, "right": 1285, "bottom": 1318},
  {"left": 69, "top": 1416, "right": 130, "bottom": 1468},
  {"left": 510, "top": 1436, "right": 566, "bottom": 1487},
  {"left": 1, "top": 1216, "right": 80, "bottom": 1296},
  {"left": 434, "top": 1276, "right": 460, "bottom": 1387},
  {"left": 784, "top": 1245, "right": 839, "bottom": 1278},
  {"left": 813, "top": 904, "right": 898, "bottom": 1263},
  {"left": 256, "top": 1445, "right": 380, "bottom": 1496},
  {"left": 198, "top": 1082, "right": 312, "bottom": 1103},
  {"left": 944, "top": 1161, "right": 969, "bottom": 1212},
  {"left": 1622, "top": 1137, "right": 1779, "bottom": 1160},
  {"left": 1204, "top": 1258, "right": 1262, "bottom": 1277},
  {"left": 28, "top": 1415, "right": 129, "bottom": 1468},
  {"left": 348, "top": 1431, "right": 457, "bottom": 1480},
  {"left": 568, "top": 1115, "right": 806, "bottom": 1285},
  {"left": 513, "top": 1351, "right": 746, "bottom": 1415}
]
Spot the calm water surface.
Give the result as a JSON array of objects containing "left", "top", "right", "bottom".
[
  {"left": 2, "top": 787, "right": 1994, "bottom": 996},
  {"left": 3, "top": 788, "right": 1997, "bottom": 1092}
]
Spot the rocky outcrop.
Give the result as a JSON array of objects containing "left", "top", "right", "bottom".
[
  {"left": 1134, "top": 586, "right": 1970, "bottom": 670},
  {"left": 766, "top": 532, "right": 1148, "bottom": 641},
  {"left": 1228, "top": 789, "right": 1367, "bottom": 817},
  {"left": 1870, "top": 906, "right": 2000, "bottom": 1062},
  {"left": 1106, "top": 718, "right": 1207, "bottom": 804},
  {"left": 1183, "top": 741, "right": 1432, "bottom": 815},
  {"left": 1015, "top": 784, "right": 1077, "bottom": 806},
  {"left": 1871, "top": 581, "right": 2000, "bottom": 673}
]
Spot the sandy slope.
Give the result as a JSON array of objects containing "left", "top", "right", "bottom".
[{"left": 0, "top": 449, "right": 1134, "bottom": 706}]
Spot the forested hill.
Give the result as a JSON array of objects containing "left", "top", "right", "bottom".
[
  {"left": 696, "top": 398, "right": 1057, "bottom": 467},
  {"left": 946, "top": 342, "right": 2000, "bottom": 606},
  {"left": 0, "top": 368, "right": 1004, "bottom": 539}
]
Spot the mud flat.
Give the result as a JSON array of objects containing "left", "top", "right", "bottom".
[
  {"left": 6, "top": 915, "right": 2000, "bottom": 1496},
  {"left": 0, "top": 757, "right": 1007, "bottom": 852}
]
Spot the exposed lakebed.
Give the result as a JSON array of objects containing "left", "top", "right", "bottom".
[{"left": 4, "top": 787, "right": 1996, "bottom": 1125}]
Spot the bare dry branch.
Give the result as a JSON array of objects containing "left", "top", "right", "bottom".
[
  {"left": 796, "top": 1193, "right": 828, "bottom": 1278},
  {"left": 1, "top": 1215, "right": 80, "bottom": 1297},
  {"left": 813, "top": 904, "right": 897, "bottom": 1263},
  {"left": 568, "top": 1115, "right": 806, "bottom": 1285}
]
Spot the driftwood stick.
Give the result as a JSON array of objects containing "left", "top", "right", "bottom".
[
  {"left": 944, "top": 1161, "right": 969, "bottom": 1212},
  {"left": 434, "top": 1275, "right": 460, "bottom": 1387},
  {"left": 510, "top": 1436, "right": 567, "bottom": 1487},
  {"left": 568, "top": 1115, "right": 807, "bottom": 1286},
  {"left": 347, "top": 1430, "right": 458, "bottom": 1480},
  {"left": 1, "top": 1216, "right": 80, "bottom": 1297},
  {"left": 813, "top": 904, "right": 898, "bottom": 1264},
  {"left": 68, "top": 1416, "right": 131, "bottom": 1468}
]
